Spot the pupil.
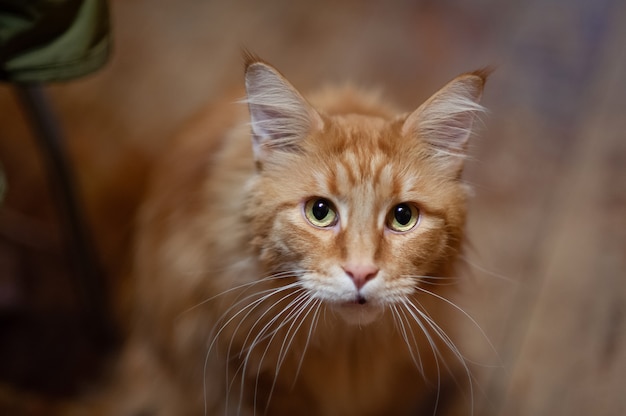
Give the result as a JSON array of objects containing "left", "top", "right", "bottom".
[
  {"left": 394, "top": 204, "right": 412, "bottom": 225},
  {"left": 312, "top": 200, "right": 329, "bottom": 220}
]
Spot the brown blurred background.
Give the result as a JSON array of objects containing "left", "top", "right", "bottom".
[{"left": 0, "top": 0, "right": 625, "bottom": 414}]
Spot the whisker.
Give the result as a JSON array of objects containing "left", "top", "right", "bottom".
[
  {"left": 227, "top": 287, "right": 305, "bottom": 414},
  {"left": 406, "top": 299, "right": 466, "bottom": 372},
  {"left": 402, "top": 274, "right": 461, "bottom": 286},
  {"left": 239, "top": 289, "right": 308, "bottom": 359},
  {"left": 390, "top": 304, "right": 425, "bottom": 376},
  {"left": 181, "top": 270, "right": 309, "bottom": 319},
  {"left": 236, "top": 291, "right": 310, "bottom": 402},
  {"left": 204, "top": 281, "right": 303, "bottom": 415},
  {"left": 458, "top": 254, "right": 517, "bottom": 284},
  {"left": 209, "top": 282, "right": 303, "bottom": 357},
  {"left": 403, "top": 299, "right": 475, "bottom": 416},
  {"left": 263, "top": 295, "right": 319, "bottom": 414},
  {"left": 272, "top": 296, "right": 312, "bottom": 370},
  {"left": 399, "top": 300, "right": 443, "bottom": 414},
  {"left": 293, "top": 299, "right": 322, "bottom": 385},
  {"left": 248, "top": 302, "right": 302, "bottom": 415},
  {"left": 181, "top": 258, "right": 254, "bottom": 278},
  {"left": 278, "top": 296, "right": 319, "bottom": 377},
  {"left": 413, "top": 286, "right": 500, "bottom": 365},
  {"left": 236, "top": 289, "right": 311, "bottom": 415}
]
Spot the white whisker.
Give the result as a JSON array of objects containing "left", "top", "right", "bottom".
[
  {"left": 203, "top": 277, "right": 305, "bottom": 416},
  {"left": 293, "top": 299, "right": 322, "bottom": 385},
  {"left": 235, "top": 287, "right": 314, "bottom": 414},
  {"left": 403, "top": 299, "right": 474, "bottom": 416},
  {"left": 262, "top": 295, "right": 318, "bottom": 414},
  {"left": 239, "top": 289, "right": 308, "bottom": 358},
  {"left": 236, "top": 290, "right": 310, "bottom": 406},
  {"left": 403, "top": 274, "right": 461, "bottom": 287},
  {"left": 390, "top": 304, "right": 425, "bottom": 376},
  {"left": 458, "top": 255, "right": 517, "bottom": 284},
  {"left": 413, "top": 286, "right": 499, "bottom": 365},
  {"left": 209, "top": 282, "right": 303, "bottom": 358},
  {"left": 399, "top": 300, "right": 443, "bottom": 414},
  {"left": 182, "top": 270, "right": 308, "bottom": 319},
  {"left": 229, "top": 287, "right": 305, "bottom": 414}
]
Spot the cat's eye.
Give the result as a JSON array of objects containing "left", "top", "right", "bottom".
[
  {"left": 386, "top": 203, "right": 420, "bottom": 232},
  {"left": 304, "top": 198, "right": 338, "bottom": 228}
]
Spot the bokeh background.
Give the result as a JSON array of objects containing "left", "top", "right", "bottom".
[{"left": 1, "top": 0, "right": 625, "bottom": 414}]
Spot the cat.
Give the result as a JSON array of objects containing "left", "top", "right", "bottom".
[{"left": 81, "top": 54, "right": 488, "bottom": 416}]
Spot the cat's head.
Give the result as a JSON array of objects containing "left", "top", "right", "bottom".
[{"left": 243, "top": 57, "right": 487, "bottom": 325}]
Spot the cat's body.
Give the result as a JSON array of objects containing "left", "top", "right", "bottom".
[{"left": 92, "top": 57, "right": 487, "bottom": 416}]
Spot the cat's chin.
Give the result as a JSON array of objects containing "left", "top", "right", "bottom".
[{"left": 334, "top": 302, "right": 383, "bottom": 326}]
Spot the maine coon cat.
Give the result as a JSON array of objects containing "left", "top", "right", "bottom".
[{"left": 92, "top": 55, "right": 488, "bottom": 416}]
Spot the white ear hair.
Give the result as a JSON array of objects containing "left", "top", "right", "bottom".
[
  {"left": 402, "top": 71, "right": 488, "bottom": 173},
  {"left": 244, "top": 62, "right": 323, "bottom": 162}
]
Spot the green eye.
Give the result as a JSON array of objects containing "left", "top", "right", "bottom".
[
  {"left": 304, "top": 198, "right": 338, "bottom": 228},
  {"left": 386, "top": 203, "right": 420, "bottom": 232}
]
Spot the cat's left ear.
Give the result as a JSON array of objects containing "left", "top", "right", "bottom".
[
  {"left": 244, "top": 60, "right": 324, "bottom": 164},
  {"left": 402, "top": 70, "right": 489, "bottom": 175}
]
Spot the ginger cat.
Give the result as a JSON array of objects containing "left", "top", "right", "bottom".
[{"left": 88, "top": 56, "right": 487, "bottom": 416}]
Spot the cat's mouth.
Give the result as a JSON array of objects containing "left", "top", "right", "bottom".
[
  {"left": 340, "top": 294, "right": 368, "bottom": 307},
  {"left": 354, "top": 295, "right": 367, "bottom": 305}
]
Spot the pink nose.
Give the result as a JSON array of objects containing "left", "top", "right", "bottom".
[{"left": 343, "top": 263, "right": 379, "bottom": 289}]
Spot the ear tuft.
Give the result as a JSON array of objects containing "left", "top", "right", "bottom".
[
  {"left": 402, "top": 70, "right": 489, "bottom": 173},
  {"left": 242, "top": 49, "right": 263, "bottom": 69},
  {"left": 244, "top": 61, "right": 323, "bottom": 162}
]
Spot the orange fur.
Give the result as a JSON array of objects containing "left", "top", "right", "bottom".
[{"left": 83, "top": 59, "right": 487, "bottom": 416}]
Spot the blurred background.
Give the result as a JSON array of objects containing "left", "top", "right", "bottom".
[{"left": 0, "top": 0, "right": 625, "bottom": 414}]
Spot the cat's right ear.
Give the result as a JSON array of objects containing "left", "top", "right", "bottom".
[
  {"left": 244, "top": 61, "right": 324, "bottom": 164},
  {"left": 402, "top": 70, "right": 489, "bottom": 176}
]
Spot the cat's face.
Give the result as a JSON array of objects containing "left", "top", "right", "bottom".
[
  {"left": 248, "top": 115, "right": 467, "bottom": 325},
  {"left": 244, "top": 59, "right": 485, "bottom": 325}
]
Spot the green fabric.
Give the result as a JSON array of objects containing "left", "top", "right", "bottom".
[{"left": 0, "top": 0, "right": 110, "bottom": 83}]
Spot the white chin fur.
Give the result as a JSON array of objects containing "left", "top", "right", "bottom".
[{"left": 335, "top": 303, "right": 383, "bottom": 326}]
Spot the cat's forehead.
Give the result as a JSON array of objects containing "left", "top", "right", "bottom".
[
  {"left": 307, "top": 117, "right": 418, "bottom": 202},
  {"left": 318, "top": 113, "right": 401, "bottom": 155},
  {"left": 327, "top": 113, "right": 392, "bottom": 139}
]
